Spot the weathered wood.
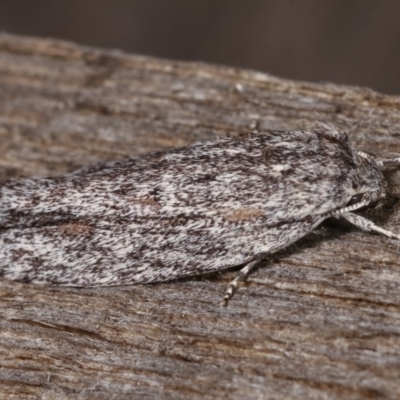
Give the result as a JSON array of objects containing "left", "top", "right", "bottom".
[{"left": 1, "top": 33, "right": 400, "bottom": 400}]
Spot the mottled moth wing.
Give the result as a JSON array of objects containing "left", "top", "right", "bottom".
[{"left": 0, "top": 126, "right": 365, "bottom": 286}]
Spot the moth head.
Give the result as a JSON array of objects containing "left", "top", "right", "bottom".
[{"left": 345, "top": 151, "right": 389, "bottom": 212}]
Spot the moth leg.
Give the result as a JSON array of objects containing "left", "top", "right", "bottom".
[
  {"left": 341, "top": 212, "right": 400, "bottom": 240},
  {"left": 250, "top": 119, "right": 261, "bottom": 133},
  {"left": 221, "top": 259, "right": 262, "bottom": 307}
]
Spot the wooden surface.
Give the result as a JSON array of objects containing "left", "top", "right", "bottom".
[{"left": 1, "top": 33, "right": 400, "bottom": 400}]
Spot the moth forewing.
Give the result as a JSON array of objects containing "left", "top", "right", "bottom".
[{"left": 0, "top": 123, "right": 399, "bottom": 304}]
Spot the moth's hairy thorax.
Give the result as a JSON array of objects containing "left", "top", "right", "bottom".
[{"left": 351, "top": 152, "right": 387, "bottom": 206}]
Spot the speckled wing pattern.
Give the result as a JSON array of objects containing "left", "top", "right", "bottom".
[{"left": 0, "top": 126, "right": 371, "bottom": 286}]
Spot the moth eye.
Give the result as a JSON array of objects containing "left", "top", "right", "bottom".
[{"left": 347, "top": 193, "right": 364, "bottom": 207}]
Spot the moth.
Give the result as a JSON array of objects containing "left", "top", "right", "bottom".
[{"left": 1, "top": 123, "right": 399, "bottom": 305}]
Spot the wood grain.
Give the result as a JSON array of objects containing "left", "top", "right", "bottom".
[{"left": 1, "top": 33, "right": 400, "bottom": 400}]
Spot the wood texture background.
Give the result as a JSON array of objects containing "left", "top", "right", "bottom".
[{"left": 1, "top": 33, "right": 400, "bottom": 400}]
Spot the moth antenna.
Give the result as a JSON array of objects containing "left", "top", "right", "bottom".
[
  {"left": 356, "top": 150, "right": 373, "bottom": 160},
  {"left": 356, "top": 151, "right": 400, "bottom": 169},
  {"left": 377, "top": 157, "right": 400, "bottom": 169}
]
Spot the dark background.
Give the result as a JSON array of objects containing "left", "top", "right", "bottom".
[{"left": 1, "top": 0, "right": 400, "bottom": 94}]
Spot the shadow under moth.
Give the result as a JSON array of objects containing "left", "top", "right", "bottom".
[{"left": 1, "top": 123, "right": 399, "bottom": 305}]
